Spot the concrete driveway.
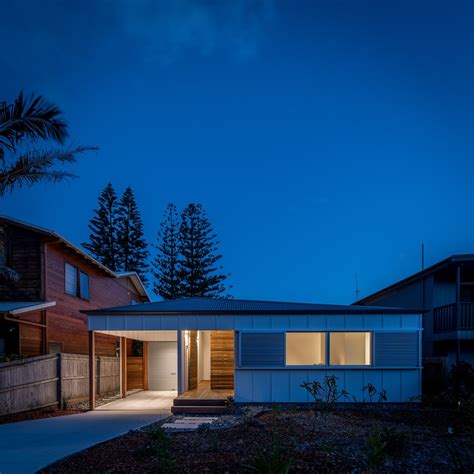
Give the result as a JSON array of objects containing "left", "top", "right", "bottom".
[{"left": 0, "top": 391, "right": 175, "bottom": 474}]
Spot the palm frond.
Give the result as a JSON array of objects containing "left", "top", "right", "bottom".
[
  {"left": 0, "top": 91, "right": 69, "bottom": 160},
  {"left": 0, "top": 145, "right": 97, "bottom": 196},
  {"left": 0, "top": 265, "right": 19, "bottom": 282}
]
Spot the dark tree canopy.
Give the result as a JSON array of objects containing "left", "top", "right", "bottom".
[
  {"left": 178, "top": 203, "right": 229, "bottom": 297},
  {"left": 117, "top": 186, "right": 149, "bottom": 283},
  {"left": 82, "top": 183, "right": 120, "bottom": 271},
  {"left": 153, "top": 203, "right": 181, "bottom": 300}
]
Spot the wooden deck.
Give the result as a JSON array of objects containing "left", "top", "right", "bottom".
[{"left": 176, "top": 380, "right": 234, "bottom": 400}]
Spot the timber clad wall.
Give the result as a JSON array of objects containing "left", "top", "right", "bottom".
[
  {"left": 44, "top": 241, "right": 144, "bottom": 357},
  {"left": 0, "top": 226, "right": 42, "bottom": 301},
  {"left": 210, "top": 331, "right": 234, "bottom": 389},
  {"left": 188, "top": 331, "right": 198, "bottom": 390}
]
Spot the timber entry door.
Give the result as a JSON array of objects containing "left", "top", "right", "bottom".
[{"left": 210, "top": 331, "right": 234, "bottom": 389}]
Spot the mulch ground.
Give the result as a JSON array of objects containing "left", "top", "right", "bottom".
[
  {"left": 40, "top": 408, "right": 474, "bottom": 473},
  {"left": 0, "top": 406, "right": 85, "bottom": 425}
]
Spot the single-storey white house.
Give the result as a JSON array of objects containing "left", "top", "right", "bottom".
[{"left": 85, "top": 298, "right": 422, "bottom": 411}]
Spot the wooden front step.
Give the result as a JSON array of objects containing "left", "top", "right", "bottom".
[
  {"left": 173, "top": 398, "right": 227, "bottom": 407},
  {"left": 171, "top": 405, "right": 229, "bottom": 415}
]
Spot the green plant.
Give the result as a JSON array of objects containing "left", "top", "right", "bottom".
[
  {"left": 244, "top": 444, "right": 292, "bottom": 474},
  {"left": 362, "top": 383, "right": 388, "bottom": 402},
  {"left": 300, "top": 375, "right": 350, "bottom": 428},
  {"left": 143, "top": 426, "right": 175, "bottom": 472},
  {"left": 367, "top": 426, "right": 407, "bottom": 470},
  {"left": 271, "top": 402, "right": 282, "bottom": 416},
  {"left": 225, "top": 395, "right": 235, "bottom": 408},
  {"left": 367, "top": 429, "right": 387, "bottom": 470}
]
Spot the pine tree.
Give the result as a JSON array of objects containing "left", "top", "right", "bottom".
[
  {"left": 153, "top": 203, "right": 181, "bottom": 300},
  {"left": 178, "top": 203, "right": 229, "bottom": 297},
  {"left": 82, "top": 183, "right": 119, "bottom": 270},
  {"left": 116, "top": 186, "right": 149, "bottom": 283}
]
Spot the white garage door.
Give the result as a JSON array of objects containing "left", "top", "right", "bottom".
[{"left": 148, "top": 341, "right": 178, "bottom": 390}]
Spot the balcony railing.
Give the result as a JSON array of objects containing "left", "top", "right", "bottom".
[{"left": 433, "top": 303, "right": 474, "bottom": 333}]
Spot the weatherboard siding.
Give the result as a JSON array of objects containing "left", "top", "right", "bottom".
[{"left": 45, "top": 242, "right": 145, "bottom": 357}]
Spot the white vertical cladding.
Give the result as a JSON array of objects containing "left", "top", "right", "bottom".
[
  {"left": 234, "top": 368, "right": 421, "bottom": 403},
  {"left": 89, "top": 312, "right": 422, "bottom": 332}
]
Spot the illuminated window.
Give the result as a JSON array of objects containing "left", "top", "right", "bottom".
[
  {"left": 329, "top": 332, "right": 371, "bottom": 366},
  {"left": 286, "top": 332, "right": 326, "bottom": 365}
]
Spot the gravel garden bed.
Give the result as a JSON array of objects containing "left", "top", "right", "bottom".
[{"left": 39, "top": 404, "right": 474, "bottom": 473}]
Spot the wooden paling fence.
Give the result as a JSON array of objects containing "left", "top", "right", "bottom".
[{"left": 0, "top": 353, "right": 120, "bottom": 415}]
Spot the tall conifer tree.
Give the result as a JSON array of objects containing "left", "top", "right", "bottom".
[
  {"left": 116, "top": 186, "right": 149, "bottom": 283},
  {"left": 82, "top": 183, "right": 119, "bottom": 270},
  {"left": 178, "top": 203, "right": 229, "bottom": 297},
  {"left": 153, "top": 203, "right": 181, "bottom": 299}
]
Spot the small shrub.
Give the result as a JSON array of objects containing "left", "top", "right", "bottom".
[
  {"left": 225, "top": 395, "right": 235, "bottom": 408},
  {"left": 362, "top": 383, "right": 387, "bottom": 402},
  {"left": 244, "top": 444, "right": 292, "bottom": 474},
  {"left": 271, "top": 403, "right": 282, "bottom": 416},
  {"left": 367, "top": 426, "right": 407, "bottom": 469},
  {"left": 140, "top": 425, "right": 175, "bottom": 472},
  {"left": 367, "top": 429, "right": 387, "bottom": 470},
  {"left": 300, "top": 376, "right": 350, "bottom": 429}
]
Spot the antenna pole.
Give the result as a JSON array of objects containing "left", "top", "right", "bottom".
[
  {"left": 355, "top": 272, "right": 360, "bottom": 301},
  {"left": 421, "top": 243, "right": 424, "bottom": 270}
]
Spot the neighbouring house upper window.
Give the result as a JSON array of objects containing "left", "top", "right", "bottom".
[
  {"left": 286, "top": 332, "right": 326, "bottom": 365},
  {"left": 79, "top": 271, "right": 90, "bottom": 300},
  {"left": 65, "top": 263, "right": 90, "bottom": 300},
  {"left": 65, "top": 263, "right": 78, "bottom": 296},
  {"left": 329, "top": 332, "right": 371, "bottom": 366}
]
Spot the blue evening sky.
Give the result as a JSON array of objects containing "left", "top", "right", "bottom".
[{"left": 1, "top": 0, "right": 472, "bottom": 303}]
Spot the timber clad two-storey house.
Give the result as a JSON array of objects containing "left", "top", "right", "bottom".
[{"left": 0, "top": 215, "right": 149, "bottom": 360}]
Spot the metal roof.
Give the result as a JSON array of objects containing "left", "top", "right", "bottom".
[
  {"left": 84, "top": 297, "right": 422, "bottom": 316},
  {"left": 0, "top": 301, "right": 56, "bottom": 315},
  {"left": 354, "top": 254, "right": 474, "bottom": 305},
  {"left": 0, "top": 214, "right": 150, "bottom": 301}
]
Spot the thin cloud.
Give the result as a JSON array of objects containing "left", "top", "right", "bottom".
[{"left": 114, "top": 0, "right": 275, "bottom": 63}]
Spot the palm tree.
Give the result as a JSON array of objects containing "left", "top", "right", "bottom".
[
  {"left": 0, "top": 91, "right": 96, "bottom": 196},
  {"left": 0, "top": 91, "right": 97, "bottom": 280}
]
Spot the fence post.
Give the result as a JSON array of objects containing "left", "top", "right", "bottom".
[
  {"left": 57, "top": 353, "right": 63, "bottom": 409},
  {"left": 97, "top": 356, "right": 101, "bottom": 397}
]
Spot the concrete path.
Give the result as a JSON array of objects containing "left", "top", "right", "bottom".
[{"left": 0, "top": 391, "right": 175, "bottom": 474}]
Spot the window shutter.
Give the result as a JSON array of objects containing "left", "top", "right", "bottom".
[
  {"left": 65, "top": 263, "right": 78, "bottom": 296},
  {"left": 374, "top": 332, "right": 419, "bottom": 367},
  {"left": 240, "top": 332, "right": 285, "bottom": 367}
]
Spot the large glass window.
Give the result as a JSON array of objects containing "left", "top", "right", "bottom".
[
  {"left": 286, "top": 332, "right": 326, "bottom": 366},
  {"left": 329, "top": 332, "right": 371, "bottom": 366},
  {"left": 65, "top": 263, "right": 78, "bottom": 296}
]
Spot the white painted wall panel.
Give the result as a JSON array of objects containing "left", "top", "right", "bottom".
[
  {"left": 271, "top": 371, "right": 290, "bottom": 402},
  {"left": 344, "top": 370, "right": 365, "bottom": 401},
  {"left": 253, "top": 372, "right": 271, "bottom": 402},
  {"left": 289, "top": 371, "right": 309, "bottom": 402},
  {"left": 234, "top": 368, "right": 421, "bottom": 403},
  {"left": 90, "top": 313, "right": 422, "bottom": 332}
]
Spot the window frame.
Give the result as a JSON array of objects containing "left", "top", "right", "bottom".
[
  {"left": 328, "top": 331, "right": 372, "bottom": 367},
  {"left": 64, "top": 262, "right": 90, "bottom": 300},
  {"left": 237, "top": 330, "right": 374, "bottom": 369},
  {"left": 285, "top": 331, "right": 328, "bottom": 367}
]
